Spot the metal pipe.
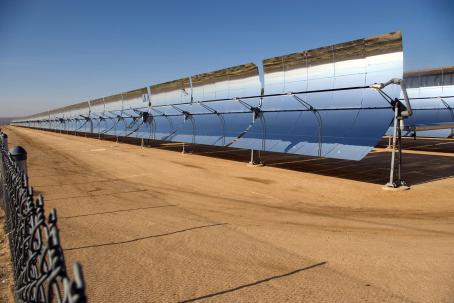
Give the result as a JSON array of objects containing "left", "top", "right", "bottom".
[
  {"left": 386, "top": 104, "right": 399, "bottom": 187},
  {"left": 370, "top": 78, "right": 413, "bottom": 117}
]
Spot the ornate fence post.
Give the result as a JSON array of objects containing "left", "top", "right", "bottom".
[
  {"left": 0, "top": 132, "right": 7, "bottom": 208},
  {"left": 0, "top": 131, "right": 87, "bottom": 303},
  {"left": 0, "top": 132, "right": 8, "bottom": 150},
  {"left": 9, "top": 146, "right": 28, "bottom": 178}
]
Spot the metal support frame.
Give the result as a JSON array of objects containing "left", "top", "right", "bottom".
[
  {"left": 123, "top": 110, "right": 153, "bottom": 142},
  {"left": 90, "top": 113, "right": 107, "bottom": 139},
  {"left": 439, "top": 97, "right": 454, "bottom": 137},
  {"left": 292, "top": 94, "right": 323, "bottom": 157},
  {"left": 171, "top": 105, "right": 196, "bottom": 154},
  {"left": 199, "top": 102, "right": 226, "bottom": 146},
  {"left": 150, "top": 107, "right": 177, "bottom": 142},
  {"left": 236, "top": 98, "right": 265, "bottom": 165},
  {"left": 370, "top": 78, "right": 412, "bottom": 189},
  {"left": 13, "top": 76, "right": 416, "bottom": 189},
  {"left": 145, "top": 113, "right": 156, "bottom": 143},
  {"left": 58, "top": 118, "right": 64, "bottom": 134},
  {"left": 248, "top": 109, "right": 264, "bottom": 166},
  {"left": 385, "top": 100, "right": 407, "bottom": 188},
  {"left": 387, "top": 135, "right": 392, "bottom": 149},
  {"left": 249, "top": 149, "right": 264, "bottom": 166},
  {"left": 112, "top": 113, "right": 124, "bottom": 142}
]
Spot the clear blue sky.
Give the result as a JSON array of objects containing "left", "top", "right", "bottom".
[{"left": 0, "top": 0, "right": 453, "bottom": 117}]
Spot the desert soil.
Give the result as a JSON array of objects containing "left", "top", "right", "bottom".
[
  {"left": 3, "top": 126, "right": 454, "bottom": 303},
  {"left": 0, "top": 207, "right": 14, "bottom": 303}
]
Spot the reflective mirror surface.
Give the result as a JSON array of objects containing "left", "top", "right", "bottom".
[
  {"left": 13, "top": 32, "right": 404, "bottom": 161},
  {"left": 401, "top": 66, "right": 454, "bottom": 137}
]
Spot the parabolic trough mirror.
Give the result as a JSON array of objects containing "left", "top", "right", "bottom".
[
  {"left": 400, "top": 66, "right": 454, "bottom": 138},
  {"left": 13, "top": 32, "right": 405, "bottom": 161}
]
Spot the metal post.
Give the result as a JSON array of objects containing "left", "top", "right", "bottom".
[
  {"left": 1, "top": 133, "right": 8, "bottom": 151},
  {"left": 248, "top": 149, "right": 263, "bottom": 166},
  {"left": 0, "top": 133, "right": 7, "bottom": 183},
  {"left": 397, "top": 118, "right": 406, "bottom": 186},
  {"left": 115, "top": 119, "right": 118, "bottom": 142},
  {"left": 247, "top": 109, "right": 263, "bottom": 166},
  {"left": 0, "top": 133, "right": 6, "bottom": 210},
  {"left": 384, "top": 103, "right": 408, "bottom": 190},
  {"left": 385, "top": 103, "right": 399, "bottom": 188}
]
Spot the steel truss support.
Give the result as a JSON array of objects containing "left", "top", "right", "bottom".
[
  {"left": 370, "top": 78, "right": 412, "bottom": 189},
  {"left": 199, "top": 102, "right": 226, "bottom": 146},
  {"left": 292, "top": 94, "right": 323, "bottom": 157},
  {"left": 150, "top": 107, "right": 177, "bottom": 143},
  {"left": 439, "top": 97, "right": 454, "bottom": 138},
  {"left": 146, "top": 114, "right": 156, "bottom": 143},
  {"left": 248, "top": 109, "right": 265, "bottom": 166},
  {"left": 249, "top": 149, "right": 264, "bottom": 166},
  {"left": 171, "top": 105, "right": 196, "bottom": 154},
  {"left": 236, "top": 98, "right": 265, "bottom": 166},
  {"left": 385, "top": 100, "right": 408, "bottom": 189},
  {"left": 79, "top": 115, "right": 93, "bottom": 137},
  {"left": 369, "top": 78, "right": 413, "bottom": 189}
]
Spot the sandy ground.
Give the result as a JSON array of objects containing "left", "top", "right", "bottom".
[
  {"left": 3, "top": 126, "right": 454, "bottom": 303},
  {"left": 0, "top": 208, "right": 14, "bottom": 303}
]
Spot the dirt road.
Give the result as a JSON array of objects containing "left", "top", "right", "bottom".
[
  {"left": 0, "top": 208, "right": 14, "bottom": 303},
  {"left": 4, "top": 126, "right": 454, "bottom": 302}
]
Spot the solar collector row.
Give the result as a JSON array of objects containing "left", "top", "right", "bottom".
[{"left": 13, "top": 32, "right": 403, "bottom": 161}]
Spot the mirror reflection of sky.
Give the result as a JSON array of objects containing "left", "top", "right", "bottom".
[{"left": 0, "top": 0, "right": 453, "bottom": 116}]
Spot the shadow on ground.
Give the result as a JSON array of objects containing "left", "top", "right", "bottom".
[
  {"left": 152, "top": 138, "right": 454, "bottom": 186},
  {"left": 178, "top": 261, "right": 327, "bottom": 303},
  {"left": 65, "top": 223, "right": 226, "bottom": 251},
  {"left": 18, "top": 127, "right": 454, "bottom": 186}
]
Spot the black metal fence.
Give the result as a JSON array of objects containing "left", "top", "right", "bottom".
[{"left": 0, "top": 131, "right": 87, "bottom": 303}]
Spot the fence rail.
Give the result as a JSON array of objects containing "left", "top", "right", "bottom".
[{"left": 0, "top": 131, "right": 87, "bottom": 303}]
